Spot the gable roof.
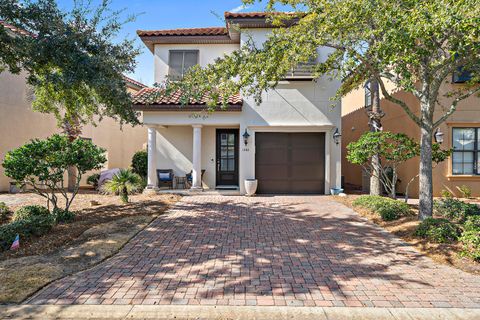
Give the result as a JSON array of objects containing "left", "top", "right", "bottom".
[
  {"left": 137, "top": 27, "right": 228, "bottom": 37},
  {"left": 132, "top": 87, "right": 242, "bottom": 111},
  {"left": 0, "top": 20, "right": 35, "bottom": 37},
  {"left": 123, "top": 75, "right": 146, "bottom": 91}
]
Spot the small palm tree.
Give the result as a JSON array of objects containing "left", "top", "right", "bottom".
[{"left": 103, "top": 169, "right": 142, "bottom": 203}]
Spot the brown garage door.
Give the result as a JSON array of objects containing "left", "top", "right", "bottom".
[{"left": 255, "top": 132, "right": 325, "bottom": 194}]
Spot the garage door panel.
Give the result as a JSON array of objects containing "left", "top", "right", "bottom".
[
  {"left": 257, "top": 181, "right": 290, "bottom": 194},
  {"left": 256, "top": 148, "right": 288, "bottom": 165},
  {"left": 255, "top": 165, "right": 288, "bottom": 180},
  {"left": 255, "top": 132, "right": 325, "bottom": 194},
  {"left": 291, "top": 165, "right": 324, "bottom": 179}
]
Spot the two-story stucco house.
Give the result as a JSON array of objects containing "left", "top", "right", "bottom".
[{"left": 134, "top": 12, "right": 342, "bottom": 195}]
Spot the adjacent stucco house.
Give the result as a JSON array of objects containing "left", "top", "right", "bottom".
[
  {"left": 0, "top": 21, "right": 148, "bottom": 192},
  {"left": 134, "top": 12, "right": 342, "bottom": 195},
  {"left": 342, "top": 75, "right": 480, "bottom": 198}
]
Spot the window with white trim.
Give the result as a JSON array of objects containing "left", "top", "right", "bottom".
[
  {"left": 452, "top": 127, "right": 480, "bottom": 175},
  {"left": 168, "top": 50, "right": 199, "bottom": 80}
]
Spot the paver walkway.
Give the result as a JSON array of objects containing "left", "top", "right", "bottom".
[{"left": 28, "top": 195, "right": 480, "bottom": 308}]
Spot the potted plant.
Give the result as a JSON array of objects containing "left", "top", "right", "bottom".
[{"left": 245, "top": 179, "right": 258, "bottom": 196}]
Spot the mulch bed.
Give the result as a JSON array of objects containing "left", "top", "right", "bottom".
[
  {"left": 0, "top": 190, "right": 181, "bottom": 261},
  {"left": 332, "top": 194, "right": 480, "bottom": 275}
]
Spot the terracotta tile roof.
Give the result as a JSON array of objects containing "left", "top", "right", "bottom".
[
  {"left": 137, "top": 27, "right": 228, "bottom": 37},
  {"left": 123, "top": 75, "right": 146, "bottom": 89},
  {"left": 0, "top": 20, "right": 34, "bottom": 37},
  {"left": 224, "top": 12, "right": 301, "bottom": 19},
  {"left": 132, "top": 87, "right": 243, "bottom": 111}
]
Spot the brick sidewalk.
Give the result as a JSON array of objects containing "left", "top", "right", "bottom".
[{"left": 29, "top": 195, "right": 480, "bottom": 308}]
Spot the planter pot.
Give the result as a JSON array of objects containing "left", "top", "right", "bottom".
[
  {"left": 9, "top": 182, "right": 25, "bottom": 194},
  {"left": 330, "top": 188, "right": 344, "bottom": 195},
  {"left": 245, "top": 179, "right": 258, "bottom": 196}
]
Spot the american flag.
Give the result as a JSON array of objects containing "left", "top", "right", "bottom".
[{"left": 10, "top": 234, "right": 19, "bottom": 250}]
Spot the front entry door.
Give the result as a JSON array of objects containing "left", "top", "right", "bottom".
[{"left": 216, "top": 129, "right": 239, "bottom": 186}]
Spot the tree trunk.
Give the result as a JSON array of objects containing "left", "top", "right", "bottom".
[
  {"left": 62, "top": 118, "right": 82, "bottom": 192},
  {"left": 419, "top": 125, "right": 434, "bottom": 220},
  {"left": 368, "top": 79, "right": 384, "bottom": 196}
]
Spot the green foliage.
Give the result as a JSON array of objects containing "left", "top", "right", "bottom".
[
  {"left": 103, "top": 169, "right": 142, "bottom": 203},
  {"left": 0, "top": 0, "right": 140, "bottom": 130},
  {"left": 0, "top": 214, "right": 55, "bottom": 250},
  {"left": 0, "top": 202, "right": 10, "bottom": 221},
  {"left": 52, "top": 208, "right": 76, "bottom": 224},
  {"left": 441, "top": 190, "right": 453, "bottom": 199},
  {"left": 13, "top": 205, "right": 50, "bottom": 222},
  {"left": 415, "top": 218, "right": 460, "bottom": 243},
  {"left": 433, "top": 198, "right": 480, "bottom": 223},
  {"left": 460, "top": 216, "right": 480, "bottom": 261},
  {"left": 352, "top": 195, "right": 411, "bottom": 221},
  {"left": 456, "top": 185, "right": 472, "bottom": 198},
  {"left": 87, "top": 173, "right": 101, "bottom": 189},
  {"left": 131, "top": 150, "right": 148, "bottom": 178},
  {"left": 347, "top": 132, "right": 420, "bottom": 197},
  {"left": 2, "top": 134, "right": 107, "bottom": 211}
]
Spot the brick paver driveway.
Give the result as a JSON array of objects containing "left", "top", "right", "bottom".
[{"left": 29, "top": 195, "right": 480, "bottom": 308}]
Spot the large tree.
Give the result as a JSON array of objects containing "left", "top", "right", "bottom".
[
  {"left": 170, "top": 0, "right": 480, "bottom": 219},
  {"left": 1, "top": 0, "right": 140, "bottom": 190}
]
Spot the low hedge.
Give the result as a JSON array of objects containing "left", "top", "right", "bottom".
[
  {"left": 0, "top": 214, "right": 55, "bottom": 250},
  {"left": 460, "top": 216, "right": 480, "bottom": 261},
  {"left": 53, "top": 208, "right": 76, "bottom": 223},
  {"left": 12, "top": 205, "right": 50, "bottom": 222},
  {"left": 414, "top": 218, "right": 461, "bottom": 243},
  {"left": 433, "top": 198, "right": 480, "bottom": 223},
  {"left": 352, "top": 195, "right": 411, "bottom": 221}
]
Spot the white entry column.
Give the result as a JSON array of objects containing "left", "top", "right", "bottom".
[
  {"left": 191, "top": 124, "right": 202, "bottom": 190},
  {"left": 146, "top": 126, "right": 157, "bottom": 190}
]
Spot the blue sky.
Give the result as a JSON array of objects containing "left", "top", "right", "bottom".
[{"left": 57, "top": 0, "right": 279, "bottom": 86}]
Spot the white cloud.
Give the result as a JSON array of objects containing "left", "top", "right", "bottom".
[{"left": 229, "top": 4, "right": 251, "bottom": 13}]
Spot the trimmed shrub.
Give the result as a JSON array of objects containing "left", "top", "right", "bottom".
[
  {"left": 414, "top": 218, "right": 460, "bottom": 243},
  {"left": 352, "top": 195, "right": 411, "bottom": 221},
  {"left": 0, "top": 202, "right": 10, "bottom": 221},
  {"left": 13, "top": 205, "right": 50, "bottom": 222},
  {"left": 53, "top": 208, "right": 76, "bottom": 223},
  {"left": 433, "top": 198, "right": 480, "bottom": 223},
  {"left": 87, "top": 173, "right": 100, "bottom": 189},
  {"left": 131, "top": 150, "right": 148, "bottom": 178},
  {"left": 0, "top": 214, "right": 55, "bottom": 250},
  {"left": 459, "top": 216, "right": 480, "bottom": 261}
]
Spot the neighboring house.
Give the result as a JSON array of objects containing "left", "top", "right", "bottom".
[
  {"left": 134, "top": 12, "right": 342, "bottom": 195},
  {"left": 342, "top": 75, "right": 480, "bottom": 198},
  {"left": 1, "top": 18, "right": 147, "bottom": 192}
]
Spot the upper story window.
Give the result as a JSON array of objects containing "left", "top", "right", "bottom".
[
  {"left": 452, "top": 127, "right": 480, "bottom": 175},
  {"left": 168, "top": 50, "right": 199, "bottom": 80},
  {"left": 452, "top": 66, "right": 473, "bottom": 83}
]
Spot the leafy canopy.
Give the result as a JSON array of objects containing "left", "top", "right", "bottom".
[
  {"left": 0, "top": 0, "right": 141, "bottom": 129},
  {"left": 170, "top": 0, "right": 480, "bottom": 125},
  {"left": 2, "top": 134, "right": 107, "bottom": 211}
]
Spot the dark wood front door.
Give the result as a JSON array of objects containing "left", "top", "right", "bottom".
[
  {"left": 216, "top": 129, "right": 239, "bottom": 186},
  {"left": 255, "top": 132, "right": 325, "bottom": 194}
]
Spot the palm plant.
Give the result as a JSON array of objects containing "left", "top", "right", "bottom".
[{"left": 103, "top": 169, "right": 142, "bottom": 203}]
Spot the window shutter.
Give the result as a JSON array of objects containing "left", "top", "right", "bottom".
[{"left": 183, "top": 51, "right": 198, "bottom": 72}]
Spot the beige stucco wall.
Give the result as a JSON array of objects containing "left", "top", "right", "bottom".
[
  {"left": 342, "top": 83, "right": 480, "bottom": 198},
  {"left": 0, "top": 70, "right": 147, "bottom": 192}
]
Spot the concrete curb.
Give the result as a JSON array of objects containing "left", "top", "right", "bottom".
[{"left": 1, "top": 305, "right": 479, "bottom": 319}]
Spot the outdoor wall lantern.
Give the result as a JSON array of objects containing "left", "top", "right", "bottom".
[
  {"left": 243, "top": 128, "right": 251, "bottom": 146},
  {"left": 333, "top": 128, "right": 342, "bottom": 145},
  {"left": 434, "top": 128, "right": 444, "bottom": 144}
]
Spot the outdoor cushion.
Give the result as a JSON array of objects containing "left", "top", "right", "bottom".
[{"left": 159, "top": 172, "right": 172, "bottom": 181}]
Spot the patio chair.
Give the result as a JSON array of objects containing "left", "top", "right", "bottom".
[
  {"left": 157, "top": 169, "right": 175, "bottom": 189},
  {"left": 186, "top": 169, "right": 205, "bottom": 188}
]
